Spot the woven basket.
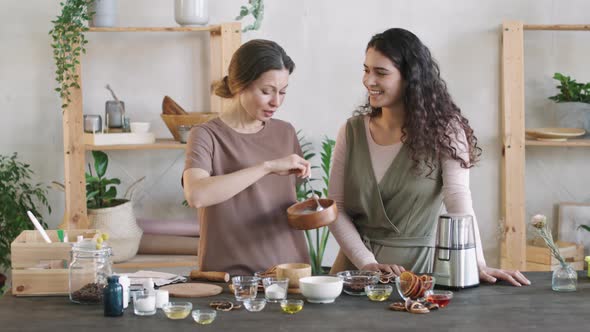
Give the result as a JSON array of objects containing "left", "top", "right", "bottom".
[
  {"left": 88, "top": 200, "right": 142, "bottom": 263},
  {"left": 161, "top": 112, "right": 219, "bottom": 141}
]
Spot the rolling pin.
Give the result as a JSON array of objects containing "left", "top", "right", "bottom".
[{"left": 190, "top": 270, "right": 230, "bottom": 283}]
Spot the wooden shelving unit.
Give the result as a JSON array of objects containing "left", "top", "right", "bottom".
[
  {"left": 61, "top": 22, "right": 241, "bottom": 230},
  {"left": 525, "top": 139, "right": 590, "bottom": 147},
  {"left": 88, "top": 26, "right": 224, "bottom": 32},
  {"left": 85, "top": 139, "right": 186, "bottom": 151},
  {"left": 500, "top": 21, "right": 589, "bottom": 270}
]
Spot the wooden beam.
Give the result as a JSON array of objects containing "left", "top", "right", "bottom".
[
  {"left": 526, "top": 138, "right": 590, "bottom": 147},
  {"left": 524, "top": 24, "right": 590, "bottom": 31},
  {"left": 61, "top": 63, "right": 88, "bottom": 230},
  {"left": 209, "top": 22, "right": 241, "bottom": 113},
  {"left": 88, "top": 26, "right": 222, "bottom": 33},
  {"left": 500, "top": 21, "right": 526, "bottom": 270},
  {"left": 85, "top": 139, "right": 186, "bottom": 151}
]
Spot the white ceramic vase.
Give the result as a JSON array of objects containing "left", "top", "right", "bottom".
[
  {"left": 88, "top": 200, "right": 143, "bottom": 263},
  {"left": 554, "top": 102, "right": 590, "bottom": 136},
  {"left": 175, "top": 0, "right": 209, "bottom": 26},
  {"left": 90, "top": 0, "right": 117, "bottom": 27}
]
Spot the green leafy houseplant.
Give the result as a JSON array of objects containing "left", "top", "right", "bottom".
[
  {"left": 548, "top": 72, "right": 590, "bottom": 104},
  {"left": 296, "top": 133, "right": 336, "bottom": 275},
  {"left": 235, "top": 0, "right": 264, "bottom": 32},
  {"left": 0, "top": 153, "right": 51, "bottom": 292},
  {"left": 49, "top": 0, "right": 94, "bottom": 110},
  {"left": 54, "top": 151, "right": 143, "bottom": 209},
  {"left": 86, "top": 151, "right": 125, "bottom": 209}
]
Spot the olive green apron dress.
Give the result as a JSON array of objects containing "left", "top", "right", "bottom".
[{"left": 331, "top": 116, "right": 443, "bottom": 274}]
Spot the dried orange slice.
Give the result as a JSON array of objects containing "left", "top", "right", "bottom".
[
  {"left": 399, "top": 271, "right": 415, "bottom": 295},
  {"left": 412, "top": 277, "right": 423, "bottom": 298},
  {"left": 399, "top": 271, "right": 414, "bottom": 284}
]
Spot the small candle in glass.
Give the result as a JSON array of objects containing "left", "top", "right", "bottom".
[{"left": 133, "top": 290, "right": 156, "bottom": 316}]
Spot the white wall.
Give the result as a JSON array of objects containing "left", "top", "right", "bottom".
[{"left": 2, "top": 0, "right": 590, "bottom": 268}]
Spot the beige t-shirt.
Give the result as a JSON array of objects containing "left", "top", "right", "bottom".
[{"left": 184, "top": 118, "right": 310, "bottom": 275}]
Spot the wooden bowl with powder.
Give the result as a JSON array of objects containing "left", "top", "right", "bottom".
[{"left": 286, "top": 198, "right": 338, "bottom": 230}]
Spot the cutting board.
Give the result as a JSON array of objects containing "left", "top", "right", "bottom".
[{"left": 160, "top": 283, "right": 223, "bottom": 298}]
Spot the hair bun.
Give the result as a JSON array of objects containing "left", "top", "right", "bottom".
[{"left": 214, "top": 75, "right": 233, "bottom": 98}]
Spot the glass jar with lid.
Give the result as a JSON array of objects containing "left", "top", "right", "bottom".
[{"left": 69, "top": 240, "right": 112, "bottom": 304}]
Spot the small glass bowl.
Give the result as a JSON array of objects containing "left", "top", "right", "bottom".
[
  {"left": 394, "top": 275, "right": 435, "bottom": 300},
  {"left": 162, "top": 302, "right": 192, "bottom": 319},
  {"left": 192, "top": 309, "right": 217, "bottom": 325},
  {"left": 364, "top": 284, "right": 393, "bottom": 302},
  {"left": 243, "top": 298, "right": 267, "bottom": 312},
  {"left": 280, "top": 299, "right": 304, "bottom": 314},
  {"left": 424, "top": 290, "right": 453, "bottom": 308},
  {"left": 336, "top": 270, "right": 380, "bottom": 295}
]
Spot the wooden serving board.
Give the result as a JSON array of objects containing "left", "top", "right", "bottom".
[{"left": 160, "top": 283, "right": 223, "bottom": 298}]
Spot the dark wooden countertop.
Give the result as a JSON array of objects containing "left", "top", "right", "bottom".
[{"left": 1, "top": 271, "right": 589, "bottom": 331}]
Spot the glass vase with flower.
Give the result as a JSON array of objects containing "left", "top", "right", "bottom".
[{"left": 530, "top": 214, "right": 577, "bottom": 292}]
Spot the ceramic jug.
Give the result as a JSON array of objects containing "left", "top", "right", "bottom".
[{"left": 175, "top": 0, "right": 209, "bottom": 26}]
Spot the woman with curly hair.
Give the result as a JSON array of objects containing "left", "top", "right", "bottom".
[{"left": 328, "top": 28, "right": 530, "bottom": 286}]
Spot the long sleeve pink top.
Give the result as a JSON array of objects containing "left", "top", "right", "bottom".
[{"left": 328, "top": 115, "right": 486, "bottom": 269}]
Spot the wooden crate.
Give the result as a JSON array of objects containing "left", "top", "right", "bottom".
[
  {"left": 11, "top": 229, "right": 99, "bottom": 296},
  {"left": 525, "top": 240, "right": 584, "bottom": 272},
  {"left": 525, "top": 260, "right": 585, "bottom": 272}
]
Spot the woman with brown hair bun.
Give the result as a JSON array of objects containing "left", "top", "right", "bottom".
[
  {"left": 183, "top": 39, "right": 310, "bottom": 275},
  {"left": 328, "top": 28, "right": 530, "bottom": 287}
]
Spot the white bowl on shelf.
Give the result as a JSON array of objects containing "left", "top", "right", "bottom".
[{"left": 130, "top": 122, "right": 150, "bottom": 133}]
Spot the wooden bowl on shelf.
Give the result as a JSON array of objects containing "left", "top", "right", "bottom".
[
  {"left": 161, "top": 112, "right": 219, "bottom": 141},
  {"left": 286, "top": 198, "right": 338, "bottom": 230}
]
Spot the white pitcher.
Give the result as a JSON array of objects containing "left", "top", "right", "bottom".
[
  {"left": 175, "top": 0, "right": 209, "bottom": 26},
  {"left": 90, "top": 0, "right": 117, "bottom": 27}
]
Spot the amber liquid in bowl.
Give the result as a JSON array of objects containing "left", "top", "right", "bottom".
[{"left": 426, "top": 293, "right": 451, "bottom": 308}]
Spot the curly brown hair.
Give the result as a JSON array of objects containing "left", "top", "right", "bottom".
[{"left": 357, "top": 28, "right": 481, "bottom": 176}]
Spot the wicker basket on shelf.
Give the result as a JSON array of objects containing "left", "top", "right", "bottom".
[{"left": 161, "top": 112, "right": 219, "bottom": 141}]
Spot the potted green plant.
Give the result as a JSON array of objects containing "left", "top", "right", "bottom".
[
  {"left": 235, "top": 0, "right": 264, "bottom": 32},
  {"left": 0, "top": 153, "right": 51, "bottom": 295},
  {"left": 296, "top": 133, "right": 335, "bottom": 275},
  {"left": 54, "top": 151, "right": 143, "bottom": 263},
  {"left": 549, "top": 72, "right": 590, "bottom": 133},
  {"left": 49, "top": 0, "right": 94, "bottom": 110},
  {"left": 86, "top": 151, "right": 143, "bottom": 262}
]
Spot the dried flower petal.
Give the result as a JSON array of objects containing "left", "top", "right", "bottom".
[
  {"left": 530, "top": 214, "right": 566, "bottom": 265},
  {"left": 531, "top": 214, "right": 547, "bottom": 229}
]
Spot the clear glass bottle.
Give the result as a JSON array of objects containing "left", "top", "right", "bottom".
[
  {"left": 551, "top": 262, "right": 577, "bottom": 292},
  {"left": 69, "top": 241, "right": 112, "bottom": 304}
]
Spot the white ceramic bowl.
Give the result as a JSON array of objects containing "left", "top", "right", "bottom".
[
  {"left": 299, "top": 276, "right": 343, "bottom": 304},
  {"left": 130, "top": 122, "right": 150, "bottom": 133}
]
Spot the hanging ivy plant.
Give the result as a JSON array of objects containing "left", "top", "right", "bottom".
[
  {"left": 236, "top": 0, "right": 264, "bottom": 32},
  {"left": 49, "top": 0, "right": 94, "bottom": 110}
]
